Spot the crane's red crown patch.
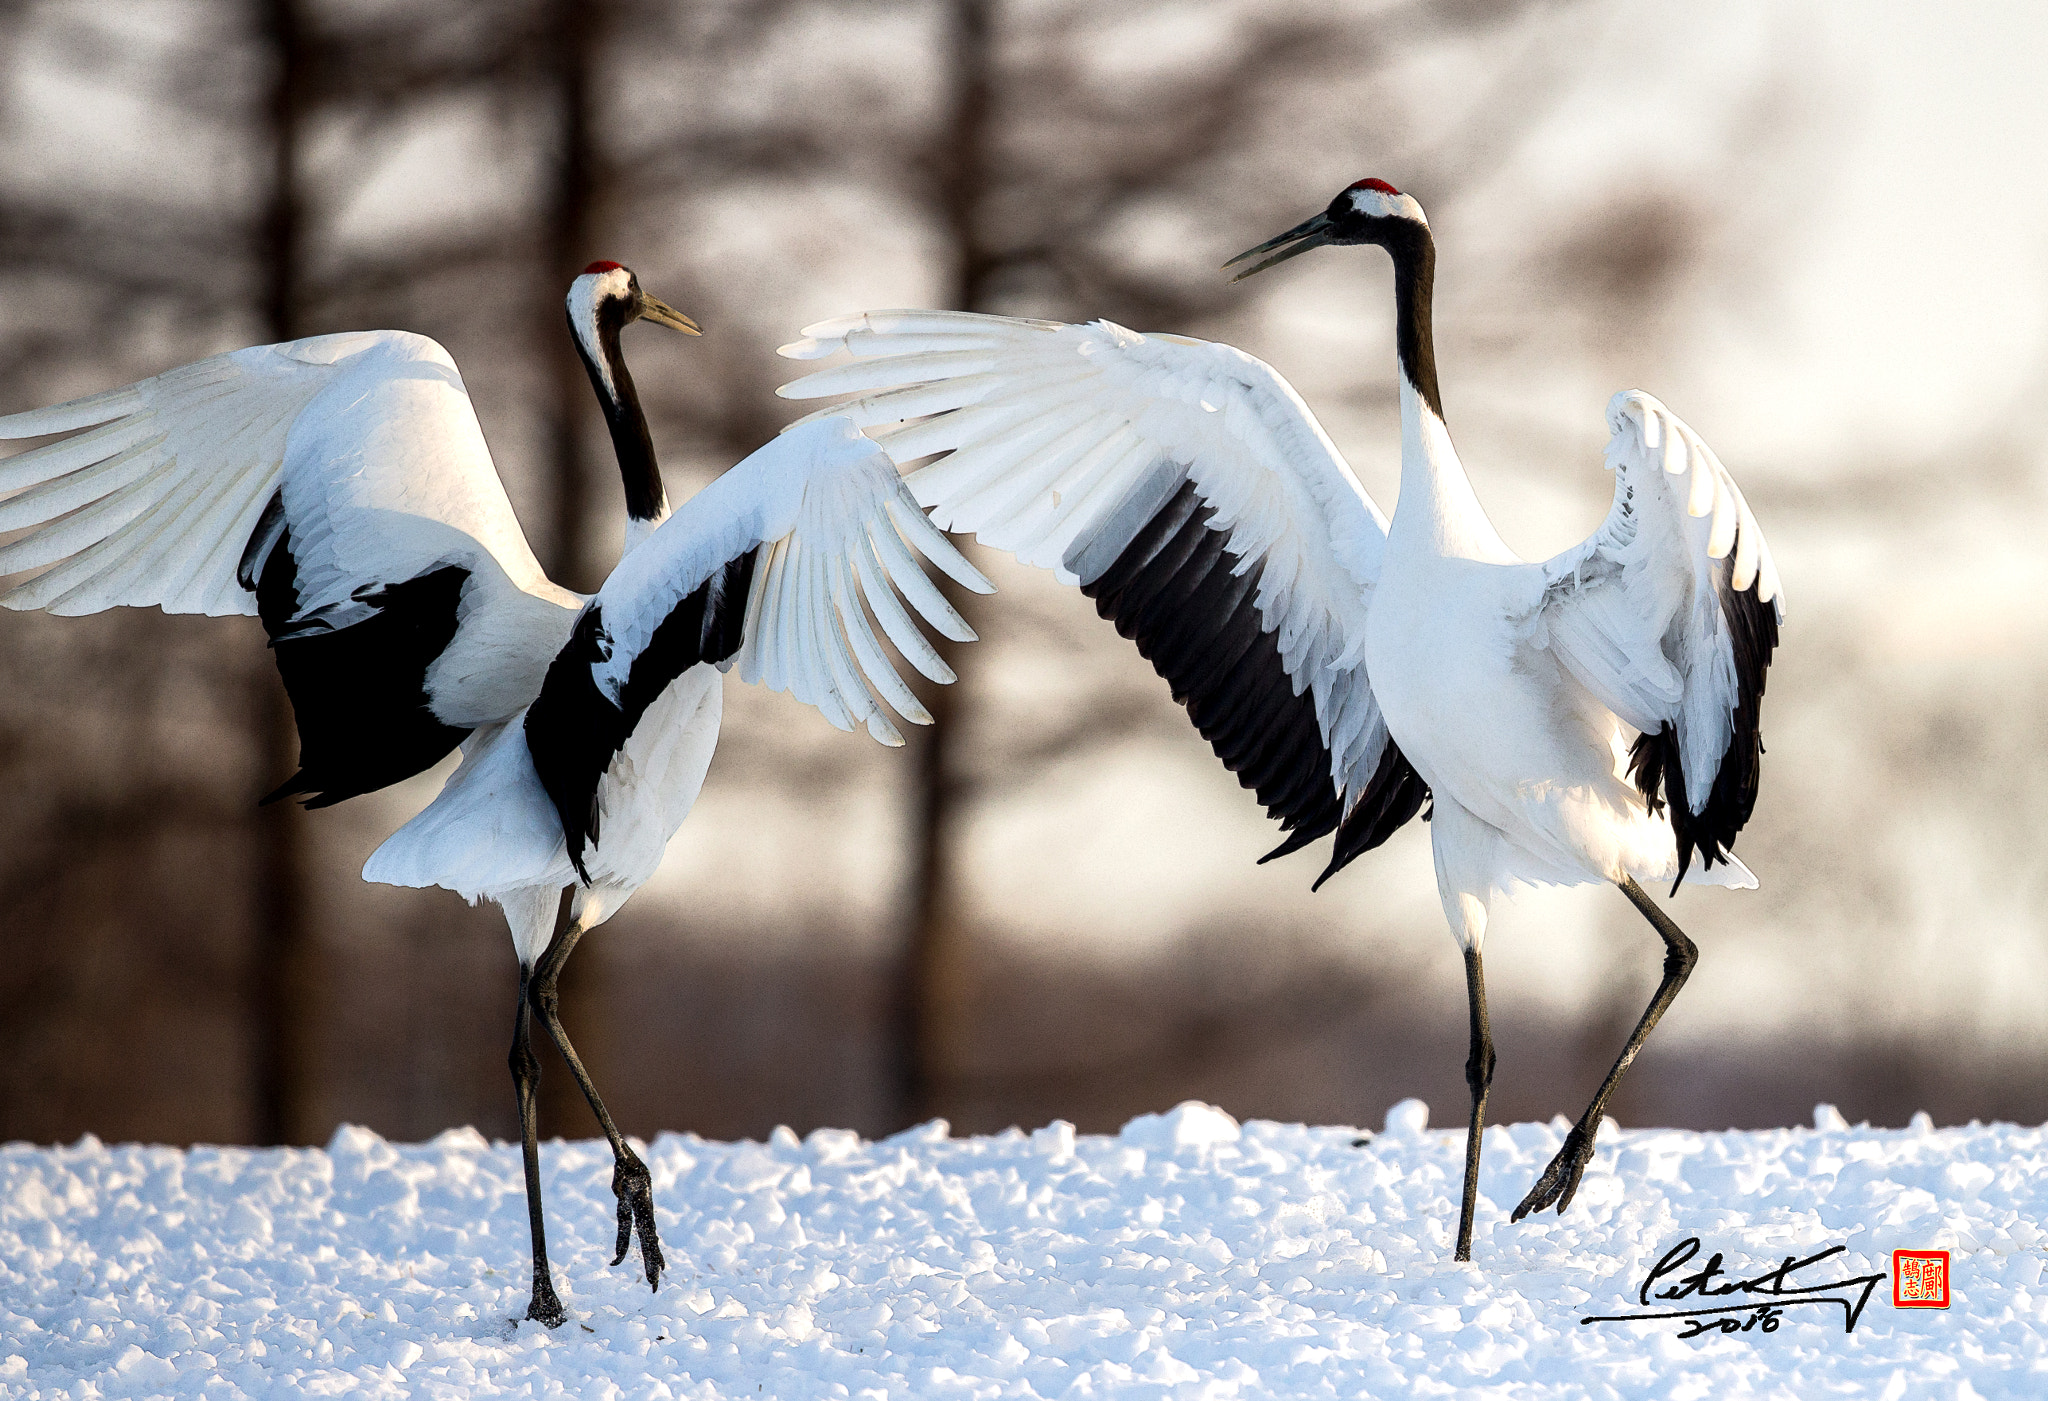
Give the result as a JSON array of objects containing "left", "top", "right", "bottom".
[
  {"left": 583, "top": 260, "right": 625, "bottom": 275},
  {"left": 1348, "top": 178, "right": 1401, "bottom": 196}
]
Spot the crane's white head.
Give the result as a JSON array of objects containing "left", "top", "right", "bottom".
[
  {"left": 566, "top": 261, "right": 701, "bottom": 370},
  {"left": 1225, "top": 178, "right": 1430, "bottom": 282}
]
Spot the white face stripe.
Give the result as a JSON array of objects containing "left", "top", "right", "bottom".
[
  {"left": 1345, "top": 187, "right": 1428, "bottom": 226},
  {"left": 567, "top": 267, "right": 636, "bottom": 395}
]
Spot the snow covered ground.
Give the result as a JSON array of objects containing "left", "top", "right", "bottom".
[{"left": 3, "top": 1101, "right": 2044, "bottom": 1398}]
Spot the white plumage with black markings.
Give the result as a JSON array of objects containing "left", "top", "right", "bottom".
[
  {"left": 0, "top": 329, "right": 584, "bottom": 801},
  {"left": 781, "top": 312, "right": 1419, "bottom": 876},
  {"left": 777, "top": 176, "right": 1783, "bottom": 1267},
  {"left": 363, "top": 413, "right": 989, "bottom": 950},
  {"left": 0, "top": 262, "right": 990, "bottom": 1329}
]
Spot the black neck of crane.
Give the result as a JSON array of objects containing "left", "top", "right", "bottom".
[
  {"left": 572, "top": 298, "right": 668, "bottom": 525},
  {"left": 1382, "top": 222, "right": 1445, "bottom": 423}
]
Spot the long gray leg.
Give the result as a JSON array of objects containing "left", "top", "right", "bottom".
[
  {"left": 511, "top": 960, "right": 565, "bottom": 1326},
  {"left": 1512, "top": 876, "right": 1697, "bottom": 1221},
  {"left": 1456, "top": 944, "right": 1496, "bottom": 1261},
  {"left": 528, "top": 887, "right": 665, "bottom": 1291}
]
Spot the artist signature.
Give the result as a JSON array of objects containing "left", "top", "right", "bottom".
[{"left": 1581, "top": 1237, "right": 1887, "bottom": 1340}]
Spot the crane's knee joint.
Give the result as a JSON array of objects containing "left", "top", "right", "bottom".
[
  {"left": 1465, "top": 1043, "right": 1495, "bottom": 1094},
  {"left": 1663, "top": 938, "right": 1698, "bottom": 980},
  {"left": 509, "top": 1036, "right": 541, "bottom": 1088}
]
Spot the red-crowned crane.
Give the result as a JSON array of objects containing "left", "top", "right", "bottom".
[
  {"left": 0, "top": 262, "right": 990, "bottom": 1324},
  {"left": 776, "top": 179, "right": 1782, "bottom": 1264}
]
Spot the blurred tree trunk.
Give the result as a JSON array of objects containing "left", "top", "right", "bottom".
[
  {"left": 894, "top": 0, "right": 997, "bottom": 1128},
  {"left": 543, "top": 0, "right": 601, "bottom": 594},
  {"left": 250, "top": 0, "right": 315, "bottom": 1148},
  {"left": 537, "top": 0, "right": 608, "bottom": 1135}
]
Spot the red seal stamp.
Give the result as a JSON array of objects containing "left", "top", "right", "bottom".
[{"left": 1892, "top": 1250, "right": 1950, "bottom": 1309}]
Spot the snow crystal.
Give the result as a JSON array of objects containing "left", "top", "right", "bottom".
[
  {"left": 1119, "top": 1100, "right": 1242, "bottom": 1151},
  {"left": 1382, "top": 1096, "right": 1430, "bottom": 1141},
  {"left": 3, "top": 1102, "right": 2045, "bottom": 1397}
]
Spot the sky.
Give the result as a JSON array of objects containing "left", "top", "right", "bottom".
[
  {"left": 1665, "top": 1, "right": 2048, "bottom": 465},
  {"left": 1807, "top": 3, "right": 2048, "bottom": 450}
]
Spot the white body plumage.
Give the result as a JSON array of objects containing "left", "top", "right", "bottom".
[{"left": 1366, "top": 388, "right": 1767, "bottom": 947}]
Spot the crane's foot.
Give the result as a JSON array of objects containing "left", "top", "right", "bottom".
[
  {"left": 1511, "top": 1121, "right": 1598, "bottom": 1222},
  {"left": 525, "top": 1271, "right": 566, "bottom": 1328},
  {"left": 610, "top": 1149, "right": 666, "bottom": 1291}
]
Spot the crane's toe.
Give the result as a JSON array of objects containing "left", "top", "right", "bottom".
[
  {"left": 1510, "top": 1122, "right": 1598, "bottom": 1222},
  {"left": 610, "top": 1149, "right": 666, "bottom": 1291}
]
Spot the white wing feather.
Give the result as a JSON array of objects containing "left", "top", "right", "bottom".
[
  {"left": 779, "top": 310, "right": 1395, "bottom": 809},
  {"left": 593, "top": 414, "right": 991, "bottom": 747},
  {"left": 0, "top": 352, "right": 303, "bottom": 617},
  {"left": 1537, "top": 390, "right": 1783, "bottom": 812},
  {"left": 366, "top": 416, "right": 991, "bottom": 914},
  {"left": 0, "top": 330, "right": 563, "bottom": 628}
]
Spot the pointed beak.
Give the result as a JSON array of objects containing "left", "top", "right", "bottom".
[
  {"left": 1223, "top": 212, "right": 1336, "bottom": 283},
  {"left": 635, "top": 291, "right": 702, "bottom": 336}
]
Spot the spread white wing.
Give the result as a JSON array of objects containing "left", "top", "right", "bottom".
[
  {"left": 779, "top": 309, "right": 1425, "bottom": 882},
  {"left": 1536, "top": 390, "right": 1783, "bottom": 879},
  {"left": 520, "top": 414, "right": 991, "bottom": 877},
  {"left": 0, "top": 330, "right": 563, "bottom": 623},
  {"left": 0, "top": 331, "right": 578, "bottom": 803}
]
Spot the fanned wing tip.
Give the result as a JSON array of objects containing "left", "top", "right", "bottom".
[
  {"left": 824, "top": 545, "right": 935, "bottom": 727},
  {"left": 734, "top": 416, "right": 988, "bottom": 748},
  {"left": 780, "top": 310, "right": 941, "bottom": 360},
  {"left": 1309, "top": 747, "right": 1430, "bottom": 891},
  {"left": 779, "top": 403, "right": 858, "bottom": 434},
  {"left": 791, "top": 416, "right": 982, "bottom": 581},
  {"left": 777, "top": 336, "right": 842, "bottom": 365},
  {"left": 886, "top": 497, "right": 994, "bottom": 597},
  {"left": 792, "top": 312, "right": 876, "bottom": 343},
  {"left": 1258, "top": 818, "right": 1335, "bottom": 867},
  {"left": 0, "top": 384, "right": 145, "bottom": 439},
  {"left": 1606, "top": 389, "right": 1680, "bottom": 460},
  {"left": 852, "top": 523, "right": 957, "bottom": 684},
  {"left": 1760, "top": 562, "right": 1786, "bottom": 616},
  {"left": 1607, "top": 386, "right": 1785, "bottom": 618},
  {"left": 782, "top": 309, "right": 1062, "bottom": 371}
]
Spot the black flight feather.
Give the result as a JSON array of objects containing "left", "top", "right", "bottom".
[
  {"left": 245, "top": 492, "right": 473, "bottom": 809},
  {"left": 1077, "top": 474, "right": 1426, "bottom": 877}
]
